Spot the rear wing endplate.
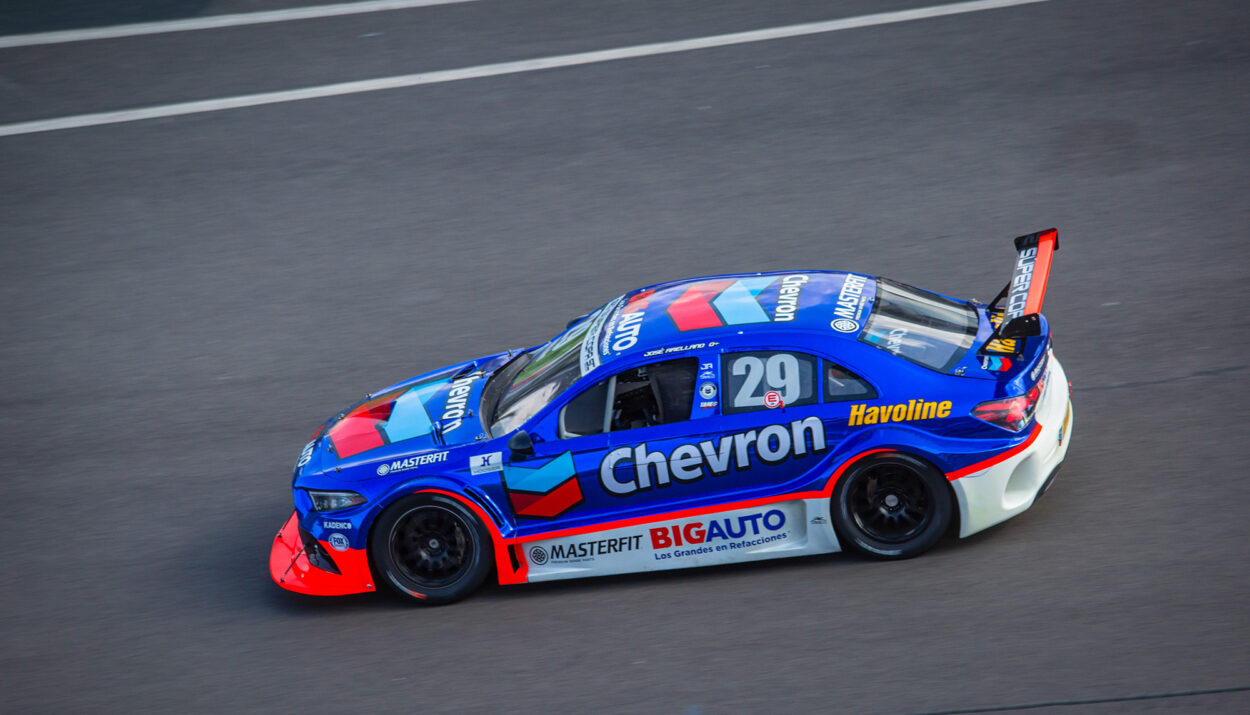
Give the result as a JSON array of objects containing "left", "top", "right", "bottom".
[{"left": 981, "top": 228, "right": 1059, "bottom": 356}]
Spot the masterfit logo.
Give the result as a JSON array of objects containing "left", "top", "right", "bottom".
[
  {"left": 599, "top": 417, "right": 827, "bottom": 495},
  {"left": 833, "top": 274, "right": 869, "bottom": 321},
  {"left": 533, "top": 535, "right": 645, "bottom": 565},
  {"left": 376, "top": 451, "right": 448, "bottom": 476},
  {"left": 848, "top": 399, "right": 952, "bottom": 426},
  {"left": 503, "top": 451, "right": 584, "bottom": 519}
]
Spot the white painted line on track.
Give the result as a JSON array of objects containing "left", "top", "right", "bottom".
[
  {"left": 0, "top": 0, "right": 478, "bottom": 49},
  {"left": 0, "top": 0, "right": 1049, "bottom": 138}
]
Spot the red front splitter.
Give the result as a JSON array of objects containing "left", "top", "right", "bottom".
[{"left": 270, "top": 511, "right": 376, "bottom": 596}]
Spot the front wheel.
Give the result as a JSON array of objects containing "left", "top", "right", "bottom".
[
  {"left": 369, "top": 494, "right": 493, "bottom": 605},
  {"left": 831, "top": 453, "right": 952, "bottom": 559}
]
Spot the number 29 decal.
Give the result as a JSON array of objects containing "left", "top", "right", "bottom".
[{"left": 723, "top": 351, "right": 818, "bottom": 413}]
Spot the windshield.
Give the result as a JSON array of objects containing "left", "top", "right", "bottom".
[
  {"left": 859, "top": 279, "right": 977, "bottom": 372},
  {"left": 486, "top": 315, "right": 599, "bottom": 435}
]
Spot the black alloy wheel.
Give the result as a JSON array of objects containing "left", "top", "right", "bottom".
[
  {"left": 392, "top": 506, "right": 472, "bottom": 587},
  {"left": 831, "top": 453, "right": 952, "bottom": 559},
  {"left": 369, "top": 494, "right": 493, "bottom": 605}
]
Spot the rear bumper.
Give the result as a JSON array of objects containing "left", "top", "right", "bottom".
[
  {"left": 952, "top": 353, "right": 1073, "bottom": 537},
  {"left": 269, "top": 511, "right": 376, "bottom": 596}
]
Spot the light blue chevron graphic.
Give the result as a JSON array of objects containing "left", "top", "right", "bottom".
[
  {"left": 383, "top": 379, "right": 447, "bottom": 442},
  {"left": 712, "top": 277, "right": 775, "bottom": 325},
  {"left": 503, "top": 451, "right": 576, "bottom": 493}
]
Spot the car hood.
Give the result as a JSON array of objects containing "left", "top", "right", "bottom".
[{"left": 312, "top": 352, "right": 512, "bottom": 475}]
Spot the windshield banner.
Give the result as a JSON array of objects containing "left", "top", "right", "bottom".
[{"left": 579, "top": 295, "right": 623, "bottom": 376}]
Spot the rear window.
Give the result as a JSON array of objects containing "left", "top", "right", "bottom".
[{"left": 859, "top": 279, "right": 977, "bottom": 372}]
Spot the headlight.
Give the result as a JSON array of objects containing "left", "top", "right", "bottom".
[{"left": 306, "top": 490, "right": 367, "bottom": 512}]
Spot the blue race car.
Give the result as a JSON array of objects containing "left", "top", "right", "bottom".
[{"left": 271, "top": 230, "right": 1071, "bottom": 604}]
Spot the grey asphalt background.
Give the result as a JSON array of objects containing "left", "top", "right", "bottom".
[{"left": 2, "top": 0, "right": 1248, "bottom": 712}]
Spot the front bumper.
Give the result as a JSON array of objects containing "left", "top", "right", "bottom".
[
  {"left": 951, "top": 353, "right": 1074, "bottom": 537},
  {"left": 269, "top": 511, "right": 376, "bottom": 596}
]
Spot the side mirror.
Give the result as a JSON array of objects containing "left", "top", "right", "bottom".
[{"left": 508, "top": 430, "right": 535, "bottom": 461}]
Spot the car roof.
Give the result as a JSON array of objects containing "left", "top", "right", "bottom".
[{"left": 586, "top": 270, "right": 879, "bottom": 369}]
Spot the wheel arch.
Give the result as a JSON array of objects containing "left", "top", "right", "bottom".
[
  {"left": 365, "top": 480, "right": 524, "bottom": 587},
  {"left": 819, "top": 432, "right": 962, "bottom": 538}
]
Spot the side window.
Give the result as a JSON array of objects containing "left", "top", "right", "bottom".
[
  {"left": 722, "top": 351, "right": 819, "bottom": 414},
  {"left": 609, "top": 357, "right": 697, "bottom": 432},
  {"left": 559, "top": 379, "right": 610, "bottom": 438},
  {"left": 824, "top": 362, "right": 876, "bottom": 402},
  {"left": 557, "top": 357, "right": 698, "bottom": 438}
]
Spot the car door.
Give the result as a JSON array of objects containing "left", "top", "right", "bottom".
[
  {"left": 563, "top": 351, "right": 822, "bottom": 521},
  {"left": 703, "top": 348, "right": 833, "bottom": 494},
  {"left": 495, "top": 376, "right": 612, "bottom": 524},
  {"left": 503, "top": 355, "right": 721, "bottom": 531},
  {"left": 505, "top": 349, "right": 876, "bottom": 531}
]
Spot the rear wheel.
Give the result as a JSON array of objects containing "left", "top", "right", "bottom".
[
  {"left": 831, "top": 453, "right": 952, "bottom": 559},
  {"left": 369, "top": 494, "right": 493, "bottom": 605}
]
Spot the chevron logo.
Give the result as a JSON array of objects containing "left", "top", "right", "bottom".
[
  {"left": 666, "top": 277, "right": 779, "bottom": 331},
  {"left": 502, "top": 451, "right": 583, "bottom": 519},
  {"left": 326, "top": 379, "right": 448, "bottom": 458}
]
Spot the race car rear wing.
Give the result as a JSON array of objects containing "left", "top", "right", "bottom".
[{"left": 980, "top": 228, "right": 1059, "bottom": 356}]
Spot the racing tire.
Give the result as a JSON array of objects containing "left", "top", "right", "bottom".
[
  {"left": 369, "top": 494, "right": 493, "bottom": 605},
  {"left": 831, "top": 453, "right": 952, "bottom": 560}
]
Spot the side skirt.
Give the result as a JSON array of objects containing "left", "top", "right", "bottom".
[{"left": 516, "top": 498, "right": 841, "bottom": 583}]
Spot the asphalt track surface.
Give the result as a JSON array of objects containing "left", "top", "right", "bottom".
[{"left": 2, "top": 1, "right": 1248, "bottom": 712}]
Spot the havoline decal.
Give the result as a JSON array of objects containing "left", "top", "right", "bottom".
[
  {"left": 599, "top": 417, "right": 827, "bottom": 495},
  {"left": 848, "top": 399, "right": 951, "bottom": 426}
]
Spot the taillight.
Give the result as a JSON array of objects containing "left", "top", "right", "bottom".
[{"left": 972, "top": 379, "right": 1045, "bottom": 432}]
